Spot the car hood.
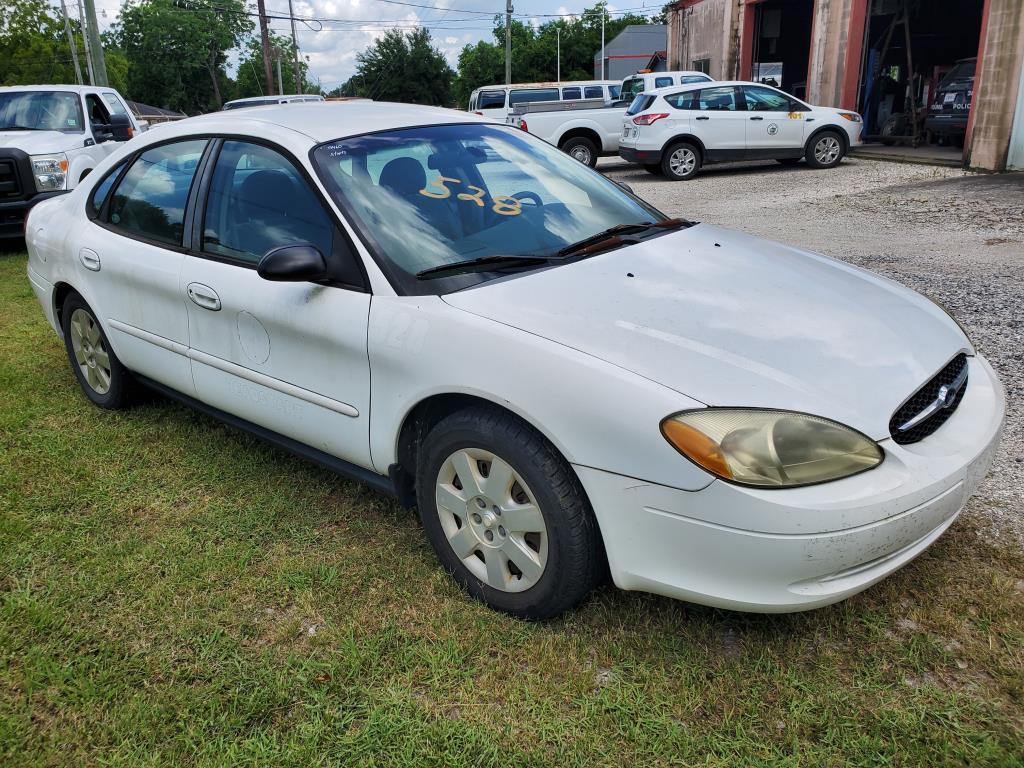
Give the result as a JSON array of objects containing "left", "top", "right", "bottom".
[
  {"left": 0, "top": 130, "right": 80, "bottom": 154},
  {"left": 442, "top": 224, "right": 970, "bottom": 440}
]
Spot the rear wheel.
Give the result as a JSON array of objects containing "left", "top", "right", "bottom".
[
  {"left": 661, "top": 141, "right": 701, "bottom": 181},
  {"left": 805, "top": 131, "right": 845, "bottom": 169},
  {"left": 61, "top": 292, "right": 137, "bottom": 409},
  {"left": 416, "top": 406, "right": 602, "bottom": 619},
  {"left": 561, "top": 136, "right": 598, "bottom": 168}
]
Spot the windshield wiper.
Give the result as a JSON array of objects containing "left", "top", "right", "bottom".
[
  {"left": 557, "top": 218, "right": 686, "bottom": 258},
  {"left": 0, "top": 125, "right": 44, "bottom": 131},
  {"left": 415, "top": 254, "right": 553, "bottom": 280}
]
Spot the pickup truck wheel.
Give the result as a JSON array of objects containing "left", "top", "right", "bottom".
[
  {"left": 805, "top": 131, "right": 845, "bottom": 169},
  {"left": 661, "top": 141, "right": 701, "bottom": 180},
  {"left": 561, "top": 136, "right": 598, "bottom": 168},
  {"left": 416, "top": 405, "right": 602, "bottom": 619},
  {"left": 642, "top": 163, "right": 663, "bottom": 175},
  {"left": 61, "top": 292, "right": 137, "bottom": 409}
]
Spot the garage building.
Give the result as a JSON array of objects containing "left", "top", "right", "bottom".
[{"left": 664, "top": 0, "right": 1024, "bottom": 171}]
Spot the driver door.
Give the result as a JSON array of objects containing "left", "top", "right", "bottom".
[{"left": 182, "top": 139, "right": 373, "bottom": 469}]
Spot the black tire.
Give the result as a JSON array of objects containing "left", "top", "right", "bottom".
[
  {"left": 416, "top": 405, "right": 603, "bottom": 620},
  {"left": 776, "top": 157, "right": 802, "bottom": 166},
  {"left": 61, "top": 292, "right": 137, "bottom": 409},
  {"left": 560, "top": 136, "right": 598, "bottom": 168},
  {"left": 660, "top": 141, "right": 701, "bottom": 180},
  {"left": 642, "top": 163, "right": 663, "bottom": 175},
  {"left": 805, "top": 130, "right": 846, "bottom": 169}
]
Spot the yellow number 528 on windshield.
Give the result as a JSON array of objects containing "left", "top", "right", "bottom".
[{"left": 418, "top": 176, "right": 522, "bottom": 216}]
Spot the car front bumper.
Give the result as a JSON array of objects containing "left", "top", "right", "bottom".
[
  {"left": 0, "top": 191, "right": 67, "bottom": 240},
  {"left": 575, "top": 354, "right": 1004, "bottom": 612}
]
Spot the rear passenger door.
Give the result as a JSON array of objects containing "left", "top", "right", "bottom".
[
  {"left": 688, "top": 85, "right": 746, "bottom": 158},
  {"left": 741, "top": 85, "right": 806, "bottom": 158},
  {"left": 181, "top": 139, "right": 373, "bottom": 468}
]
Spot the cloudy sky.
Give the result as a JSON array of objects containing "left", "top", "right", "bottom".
[{"left": 87, "top": 0, "right": 663, "bottom": 91}]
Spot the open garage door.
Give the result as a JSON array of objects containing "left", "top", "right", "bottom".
[
  {"left": 857, "top": 0, "right": 985, "bottom": 155},
  {"left": 750, "top": 0, "right": 814, "bottom": 100}
]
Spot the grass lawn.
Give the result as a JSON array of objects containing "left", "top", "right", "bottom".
[{"left": 1, "top": 250, "right": 1022, "bottom": 767}]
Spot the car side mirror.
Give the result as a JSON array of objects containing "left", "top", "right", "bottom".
[
  {"left": 257, "top": 245, "right": 330, "bottom": 282},
  {"left": 616, "top": 181, "right": 636, "bottom": 195},
  {"left": 109, "top": 113, "right": 133, "bottom": 141}
]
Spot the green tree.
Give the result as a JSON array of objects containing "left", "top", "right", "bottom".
[
  {"left": 346, "top": 28, "right": 454, "bottom": 106},
  {"left": 113, "top": 0, "right": 252, "bottom": 113},
  {"left": 0, "top": 0, "right": 83, "bottom": 86},
  {"left": 235, "top": 32, "right": 316, "bottom": 98}
]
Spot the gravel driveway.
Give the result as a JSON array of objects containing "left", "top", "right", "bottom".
[{"left": 599, "top": 156, "right": 1024, "bottom": 546}]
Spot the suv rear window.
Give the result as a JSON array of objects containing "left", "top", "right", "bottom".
[{"left": 626, "top": 95, "right": 655, "bottom": 116}]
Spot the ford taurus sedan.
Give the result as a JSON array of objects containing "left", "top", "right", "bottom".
[{"left": 24, "top": 102, "right": 1004, "bottom": 619}]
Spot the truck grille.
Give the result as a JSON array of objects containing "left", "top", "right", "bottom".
[
  {"left": 889, "top": 353, "right": 969, "bottom": 445},
  {"left": 0, "top": 159, "right": 21, "bottom": 199}
]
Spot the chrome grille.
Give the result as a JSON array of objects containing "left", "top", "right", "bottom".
[{"left": 889, "top": 353, "right": 968, "bottom": 445}]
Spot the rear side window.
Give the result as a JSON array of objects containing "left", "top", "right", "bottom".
[
  {"left": 584, "top": 86, "right": 605, "bottom": 99},
  {"left": 106, "top": 139, "right": 208, "bottom": 246},
  {"left": 626, "top": 95, "right": 656, "bottom": 116},
  {"left": 655, "top": 77, "right": 673, "bottom": 88},
  {"left": 665, "top": 91, "right": 699, "bottom": 110},
  {"left": 561, "top": 87, "right": 581, "bottom": 100},
  {"left": 201, "top": 141, "right": 334, "bottom": 266},
  {"left": 87, "top": 159, "right": 127, "bottom": 219},
  {"left": 509, "top": 88, "right": 559, "bottom": 105},
  {"left": 695, "top": 86, "right": 739, "bottom": 111},
  {"left": 478, "top": 90, "right": 506, "bottom": 109}
]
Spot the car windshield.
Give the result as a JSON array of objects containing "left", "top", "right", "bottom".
[
  {"left": 939, "top": 60, "right": 975, "bottom": 90},
  {"left": 313, "top": 123, "right": 661, "bottom": 293},
  {"left": 0, "top": 91, "right": 83, "bottom": 132}
]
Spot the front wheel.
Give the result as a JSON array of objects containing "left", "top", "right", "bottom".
[
  {"left": 561, "top": 136, "right": 598, "bottom": 168},
  {"left": 416, "top": 406, "right": 603, "bottom": 619},
  {"left": 61, "top": 292, "right": 137, "bottom": 409},
  {"left": 805, "top": 131, "right": 845, "bottom": 169},
  {"left": 661, "top": 141, "right": 701, "bottom": 180}
]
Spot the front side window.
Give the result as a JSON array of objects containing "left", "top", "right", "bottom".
[
  {"left": 561, "top": 87, "right": 582, "bottom": 100},
  {"left": 201, "top": 141, "right": 334, "bottom": 265},
  {"left": 509, "top": 88, "right": 559, "bottom": 105},
  {"left": 0, "top": 91, "right": 84, "bottom": 133},
  {"left": 696, "top": 86, "right": 740, "bottom": 111},
  {"left": 743, "top": 85, "right": 793, "bottom": 112},
  {"left": 655, "top": 77, "right": 673, "bottom": 88},
  {"left": 584, "top": 85, "right": 605, "bottom": 99},
  {"left": 313, "top": 123, "right": 659, "bottom": 294},
  {"left": 101, "top": 93, "right": 129, "bottom": 116},
  {"left": 107, "top": 140, "right": 207, "bottom": 246},
  {"left": 478, "top": 90, "right": 506, "bottom": 109}
]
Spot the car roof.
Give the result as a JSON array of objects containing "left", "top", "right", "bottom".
[
  {"left": 643, "top": 80, "right": 777, "bottom": 94},
  {"left": 161, "top": 100, "right": 485, "bottom": 143},
  {"left": 625, "top": 71, "right": 710, "bottom": 78},
  {"left": 473, "top": 80, "right": 617, "bottom": 92},
  {"left": 0, "top": 84, "right": 109, "bottom": 94}
]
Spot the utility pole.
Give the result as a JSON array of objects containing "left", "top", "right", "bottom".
[
  {"left": 59, "top": 0, "right": 83, "bottom": 85},
  {"left": 82, "top": 0, "right": 108, "bottom": 86},
  {"left": 256, "top": 0, "right": 275, "bottom": 95},
  {"left": 288, "top": 0, "right": 302, "bottom": 94},
  {"left": 600, "top": 9, "right": 606, "bottom": 80},
  {"left": 504, "top": 0, "right": 513, "bottom": 85},
  {"left": 77, "top": 0, "right": 95, "bottom": 85},
  {"left": 275, "top": 49, "right": 284, "bottom": 96},
  {"left": 556, "top": 27, "right": 560, "bottom": 83}
]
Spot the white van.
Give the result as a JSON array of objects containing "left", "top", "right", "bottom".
[
  {"left": 222, "top": 94, "right": 325, "bottom": 110},
  {"left": 469, "top": 81, "right": 621, "bottom": 120},
  {"left": 618, "top": 70, "right": 714, "bottom": 103}
]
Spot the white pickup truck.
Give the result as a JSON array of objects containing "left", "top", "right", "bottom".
[
  {"left": 1, "top": 84, "right": 141, "bottom": 239},
  {"left": 506, "top": 100, "right": 628, "bottom": 167}
]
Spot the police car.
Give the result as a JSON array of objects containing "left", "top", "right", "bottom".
[{"left": 619, "top": 81, "right": 864, "bottom": 180}]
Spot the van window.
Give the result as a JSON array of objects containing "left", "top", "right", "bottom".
[
  {"left": 478, "top": 90, "right": 506, "bottom": 109},
  {"left": 584, "top": 86, "right": 604, "bottom": 99},
  {"left": 561, "top": 87, "right": 582, "bottom": 100},
  {"left": 509, "top": 88, "right": 559, "bottom": 105},
  {"left": 608, "top": 85, "right": 621, "bottom": 99},
  {"left": 655, "top": 77, "right": 673, "bottom": 88},
  {"left": 681, "top": 75, "right": 711, "bottom": 84}
]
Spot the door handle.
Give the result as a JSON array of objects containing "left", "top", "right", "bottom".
[
  {"left": 79, "top": 248, "right": 101, "bottom": 271},
  {"left": 187, "top": 282, "right": 221, "bottom": 311},
  {"left": 695, "top": 115, "right": 710, "bottom": 121},
  {"left": 806, "top": 118, "right": 815, "bottom": 122},
  {"left": 750, "top": 116, "right": 764, "bottom": 121}
]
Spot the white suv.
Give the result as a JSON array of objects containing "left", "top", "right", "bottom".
[{"left": 618, "top": 81, "right": 864, "bottom": 180}]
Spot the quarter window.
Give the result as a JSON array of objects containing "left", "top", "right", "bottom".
[
  {"left": 107, "top": 140, "right": 207, "bottom": 246},
  {"left": 201, "top": 141, "right": 334, "bottom": 265},
  {"left": 561, "top": 87, "right": 582, "bottom": 100},
  {"left": 743, "top": 85, "right": 793, "bottom": 112},
  {"left": 695, "top": 86, "right": 740, "bottom": 111},
  {"left": 584, "top": 86, "right": 605, "bottom": 99}
]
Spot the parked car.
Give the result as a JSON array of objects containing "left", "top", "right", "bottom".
[
  {"left": 508, "top": 100, "right": 628, "bottom": 167},
  {"left": 222, "top": 94, "right": 325, "bottom": 110},
  {"left": 925, "top": 58, "right": 975, "bottom": 147},
  {"left": 25, "top": 102, "right": 1003, "bottom": 619},
  {"left": 619, "top": 81, "right": 864, "bottom": 180},
  {"left": 469, "top": 81, "right": 620, "bottom": 121},
  {"left": 617, "top": 70, "right": 714, "bottom": 104},
  {"left": 0, "top": 85, "right": 139, "bottom": 239}
]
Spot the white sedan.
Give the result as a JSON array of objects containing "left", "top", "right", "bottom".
[
  {"left": 25, "top": 102, "right": 1003, "bottom": 619},
  {"left": 619, "top": 81, "right": 865, "bottom": 179}
]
